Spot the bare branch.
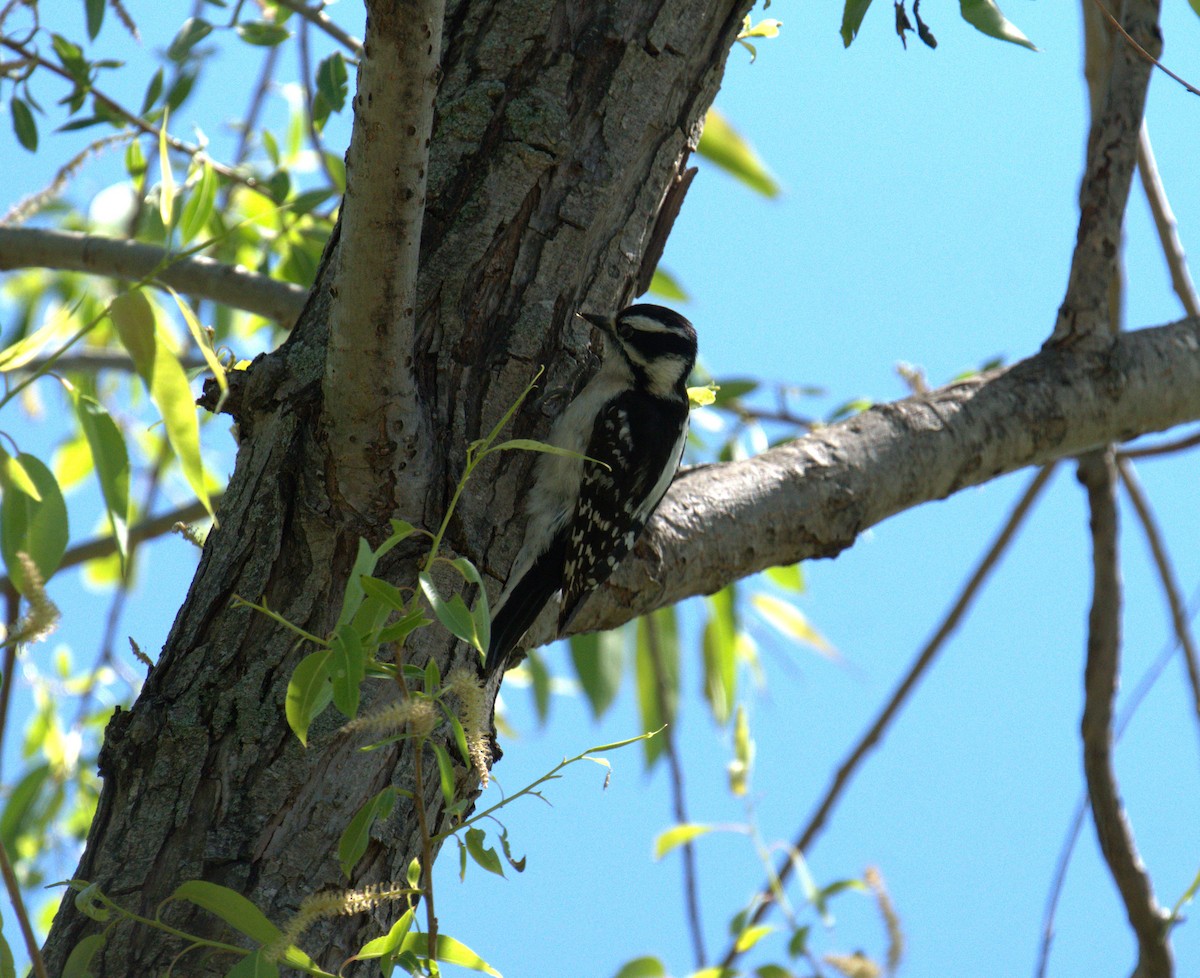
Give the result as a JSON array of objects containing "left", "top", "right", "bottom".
[
  {"left": 1052, "top": 0, "right": 1162, "bottom": 345},
  {"left": 1087, "top": 0, "right": 1200, "bottom": 96},
  {"left": 0, "top": 499, "right": 216, "bottom": 600},
  {"left": 0, "top": 37, "right": 270, "bottom": 198},
  {"left": 1118, "top": 457, "right": 1200, "bottom": 726},
  {"left": 1137, "top": 123, "right": 1200, "bottom": 318},
  {"left": 716, "top": 464, "right": 1056, "bottom": 975},
  {"left": 577, "top": 317, "right": 1200, "bottom": 640},
  {"left": 322, "top": 0, "right": 444, "bottom": 522},
  {"left": 0, "top": 227, "right": 307, "bottom": 325},
  {"left": 272, "top": 0, "right": 363, "bottom": 55},
  {"left": 1077, "top": 449, "right": 1171, "bottom": 978},
  {"left": 1119, "top": 428, "right": 1200, "bottom": 459}
]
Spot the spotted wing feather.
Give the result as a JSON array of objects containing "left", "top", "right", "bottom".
[{"left": 559, "top": 390, "right": 688, "bottom": 630}]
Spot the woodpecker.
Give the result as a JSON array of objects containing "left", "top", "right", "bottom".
[{"left": 484, "top": 303, "right": 698, "bottom": 675}]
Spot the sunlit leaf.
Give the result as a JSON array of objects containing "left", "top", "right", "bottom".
[
  {"left": 569, "top": 630, "right": 623, "bottom": 719},
  {"left": 702, "top": 587, "right": 737, "bottom": 726},
  {"left": 69, "top": 390, "right": 131, "bottom": 569},
  {"left": 698, "top": 108, "right": 780, "bottom": 198},
  {"left": 465, "top": 826, "right": 504, "bottom": 876},
  {"left": 171, "top": 880, "right": 282, "bottom": 946},
  {"left": 0, "top": 454, "right": 68, "bottom": 597},
  {"left": 653, "top": 823, "right": 714, "bottom": 860},
  {"left": 959, "top": 0, "right": 1037, "bottom": 49},
  {"left": 158, "top": 109, "right": 175, "bottom": 228},
  {"left": 179, "top": 159, "right": 217, "bottom": 245},
  {"left": 734, "top": 924, "right": 775, "bottom": 953},
  {"left": 613, "top": 957, "right": 667, "bottom": 978},
  {"left": 648, "top": 268, "right": 688, "bottom": 302},
  {"left": 111, "top": 290, "right": 214, "bottom": 520},
  {"left": 0, "top": 305, "right": 75, "bottom": 372},
  {"left": 237, "top": 22, "right": 292, "bottom": 46},
  {"left": 751, "top": 594, "right": 837, "bottom": 658},
  {"left": 635, "top": 608, "right": 678, "bottom": 766},
  {"left": 398, "top": 933, "right": 500, "bottom": 976},
  {"left": 729, "top": 704, "right": 755, "bottom": 797}
]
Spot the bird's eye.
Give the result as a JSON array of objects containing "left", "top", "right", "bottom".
[{"left": 616, "top": 320, "right": 634, "bottom": 339}]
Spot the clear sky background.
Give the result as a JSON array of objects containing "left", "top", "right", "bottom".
[{"left": 3, "top": 1, "right": 1200, "bottom": 977}]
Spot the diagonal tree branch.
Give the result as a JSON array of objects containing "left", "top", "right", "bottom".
[
  {"left": 1137, "top": 123, "right": 1200, "bottom": 318},
  {"left": 1117, "top": 457, "right": 1200, "bottom": 727},
  {"left": 0, "top": 227, "right": 308, "bottom": 324},
  {"left": 573, "top": 317, "right": 1200, "bottom": 640},
  {"left": 1077, "top": 449, "right": 1172, "bottom": 978},
  {"left": 716, "top": 463, "right": 1057, "bottom": 974}
]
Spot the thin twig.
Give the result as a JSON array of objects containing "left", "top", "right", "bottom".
[
  {"left": 0, "top": 590, "right": 19, "bottom": 782},
  {"left": 0, "top": 838, "right": 50, "bottom": 978},
  {"left": 0, "top": 36, "right": 269, "bottom": 197},
  {"left": 272, "top": 0, "right": 363, "bottom": 55},
  {"left": 1117, "top": 457, "right": 1200, "bottom": 728},
  {"left": 644, "top": 613, "right": 707, "bottom": 969},
  {"left": 0, "top": 227, "right": 307, "bottom": 324},
  {"left": 1035, "top": 581, "right": 1200, "bottom": 978},
  {"left": 716, "top": 464, "right": 1057, "bottom": 974},
  {"left": 1137, "top": 123, "right": 1200, "bottom": 318},
  {"left": 1119, "top": 429, "right": 1200, "bottom": 460},
  {"left": 1077, "top": 449, "right": 1172, "bottom": 978},
  {"left": 1087, "top": 0, "right": 1200, "bottom": 97},
  {"left": 0, "top": 499, "right": 216, "bottom": 600}
]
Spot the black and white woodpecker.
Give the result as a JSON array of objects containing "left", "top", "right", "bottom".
[{"left": 484, "top": 304, "right": 698, "bottom": 676}]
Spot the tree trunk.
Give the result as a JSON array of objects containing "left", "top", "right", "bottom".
[{"left": 42, "top": 0, "right": 754, "bottom": 973}]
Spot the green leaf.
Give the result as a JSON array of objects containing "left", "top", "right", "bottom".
[
  {"left": 729, "top": 704, "right": 754, "bottom": 797},
  {"left": 653, "top": 823, "right": 714, "bottom": 860},
  {"left": 465, "top": 826, "right": 504, "bottom": 877},
  {"left": 141, "top": 68, "right": 164, "bottom": 115},
  {"left": 635, "top": 608, "right": 679, "bottom": 767},
  {"left": 398, "top": 933, "right": 500, "bottom": 976},
  {"left": 359, "top": 575, "right": 408, "bottom": 614},
  {"left": 419, "top": 573, "right": 484, "bottom": 651},
  {"left": 0, "top": 453, "right": 69, "bottom": 597},
  {"left": 286, "top": 649, "right": 334, "bottom": 745},
  {"left": 764, "top": 563, "right": 805, "bottom": 593},
  {"left": 171, "top": 880, "right": 283, "bottom": 946},
  {"left": 225, "top": 950, "right": 279, "bottom": 978},
  {"left": 526, "top": 648, "right": 552, "bottom": 723},
  {"left": 569, "top": 630, "right": 623, "bottom": 719},
  {"left": 448, "top": 556, "right": 490, "bottom": 652},
  {"left": 62, "top": 934, "right": 105, "bottom": 978},
  {"left": 613, "top": 957, "right": 667, "bottom": 978},
  {"left": 432, "top": 742, "right": 458, "bottom": 807},
  {"left": 167, "top": 286, "right": 226, "bottom": 404},
  {"left": 338, "top": 787, "right": 398, "bottom": 878},
  {"left": 329, "top": 623, "right": 365, "bottom": 718},
  {"left": 647, "top": 268, "right": 688, "bottom": 302},
  {"left": 959, "top": 0, "right": 1037, "bottom": 49},
  {"left": 125, "top": 138, "right": 147, "bottom": 189},
  {"left": 0, "top": 763, "right": 49, "bottom": 852},
  {"left": 158, "top": 110, "right": 175, "bottom": 228},
  {"left": 841, "top": 0, "right": 876, "bottom": 46},
  {"left": 84, "top": 0, "right": 106, "bottom": 38},
  {"left": 110, "top": 290, "right": 214, "bottom": 520},
  {"left": 702, "top": 586, "right": 737, "bottom": 726},
  {"left": 752, "top": 594, "right": 837, "bottom": 659},
  {"left": 0, "top": 914, "right": 14, "bottom": 978},
  {"left": 50, "top": 34, "right": 87, "bottom": 81},
  {"left": 10, "top": 97, "right": 37, "bottom": 152},
  {"left": 70, "top": 391, "right": 131, "bottom": 569},
  {"left": 237, "top": 22, "right": 292, "bottom": 46},
  {"left": 312, "top": 53, "right": 348, "bottom": 130},
  {"left": 353, "top": 909, "right": 414, "bottom": 963},
  {"left": 0, "top": 305, "right": 74, "bottom": 372},
  {"left": 167, "top": 19, "right": 213, "bottom": 61},
  {"left": 698, "top": 108, "right": 780, "bottom": 198},
  {"left": 179, "top": 159, "right": 217, "bottom": 245},
  {"left": 0, "top": 450, "right": 41, "bottom": 501},
  {"left": 734, "top": 925, "right": 775, "bottom": 953}
]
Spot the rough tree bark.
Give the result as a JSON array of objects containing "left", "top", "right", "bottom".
[
  {"left": 37, "top": 0, "right": 1200, "bottom": 974},
  {"left": 42, "top": 0, "right": 757, "bottom": 973}
]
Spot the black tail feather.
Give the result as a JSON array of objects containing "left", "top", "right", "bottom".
[{"left": 484, "top": 540, "right": 565, "bottom": 676}]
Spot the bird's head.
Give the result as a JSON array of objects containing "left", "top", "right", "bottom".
[{"left": 578, "top": 303, "right": 698, "bottom": 398}]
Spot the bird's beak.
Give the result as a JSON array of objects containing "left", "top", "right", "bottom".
[{"left": 577, "top": 310, "right": 613, "bottom": 335}]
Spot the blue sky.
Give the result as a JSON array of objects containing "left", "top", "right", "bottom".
[{"left": 3, "top": 1, "right": 1200, "bottom": 976}]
